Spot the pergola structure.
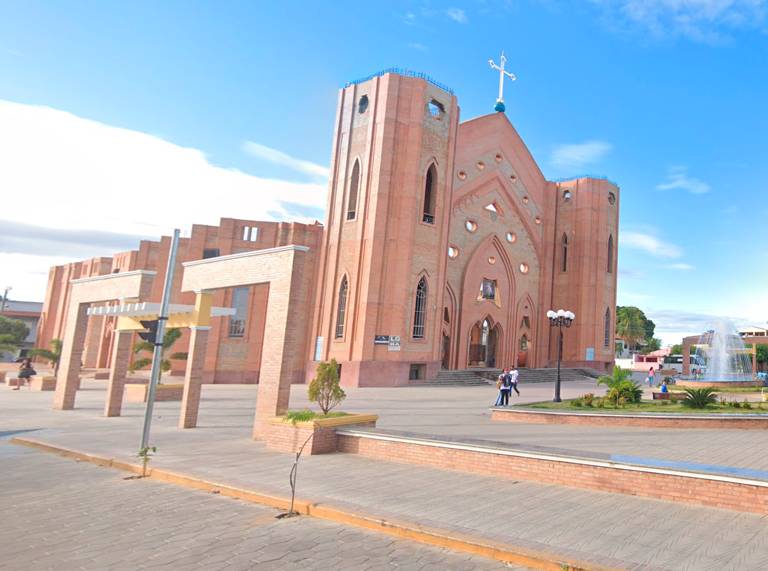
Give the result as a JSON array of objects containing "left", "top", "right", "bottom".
[
  {"left": 681, "top": 333, "right": 768, "bottom": 377},
  {"left": 52, "top": 245, "right": 310, "bottom": 438}
]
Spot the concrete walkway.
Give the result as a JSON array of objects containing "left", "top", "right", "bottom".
[{"left": 3, "top": 381, "right": 768, "bottom": 570}]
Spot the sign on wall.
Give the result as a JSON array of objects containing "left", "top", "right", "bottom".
[
  {"left": 585, "top": 347, "right": 595, "bottom": 361},
  {"left": 388, "top": 336, "right": 401, "bottom": 352},
  {"left": 374, "top": 335, "right": 390, "bottom": 345}
]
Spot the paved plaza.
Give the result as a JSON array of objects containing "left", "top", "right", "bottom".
[
  {"left": 2, "top": 379, "right": 768, "bottom": 569},
  {"left": 0, "top": 440, "right": 518, "bottom": 571}
]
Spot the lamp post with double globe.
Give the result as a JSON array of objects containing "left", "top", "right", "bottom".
[{"left": 547, "top": 309, "right": 575, "bottom": 403}]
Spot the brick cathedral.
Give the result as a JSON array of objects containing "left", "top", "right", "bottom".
[{"left": 38, "top": 70, "right": 619, "bottom": 387}]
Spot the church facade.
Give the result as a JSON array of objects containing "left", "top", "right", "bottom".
[{"left": 38, "top": 70, "right": 619, "bottom": 387}]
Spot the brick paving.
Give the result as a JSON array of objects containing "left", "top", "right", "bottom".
[
  {"left": 0, "top": 442, "right": 518, "bottom": 571},
  {"left": 2, "top": 380, "right": 768, "bottom": 569}
]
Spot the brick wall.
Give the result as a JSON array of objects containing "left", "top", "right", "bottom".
[{"left": 336, "top": 433, "right": 768, "bottom": 514}]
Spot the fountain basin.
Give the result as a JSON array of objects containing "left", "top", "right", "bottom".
[{"left": 675, "top": 379, "right": 762, "bottom": 389}]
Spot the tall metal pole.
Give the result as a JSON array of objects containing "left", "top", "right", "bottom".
[
  {"left": 554, "top": 325, "right": 563, "bottom": 402},
  {"left": 140, "top": 229, "right": 180, "bottom": 451}
]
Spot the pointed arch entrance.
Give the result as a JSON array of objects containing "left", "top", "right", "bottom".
[{"left": 468, "top": 317, "right": 501, "bottom": 368}]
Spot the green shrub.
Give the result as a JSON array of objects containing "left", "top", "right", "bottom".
[
  {"left": 742, "top": 399, "right": 753, "bottom": 410},
  {"left": 661, "top": 400, "right": 670, "bottom": 406},
  {"left": 285, "top": 409, "right": 317, "bottom": 424},
  {"left": 308, "top": 359, "right": 346, "bottom": 414},
  {"left": 596, "top": 397, "right": 606, "bottom": 408},
  {"left": 683, "top": 387, "right": 718, "bottom": 409},
  {"left": 598, "top": 367, "right": 642, "bottom": 406},
  {"left": 572, "top": 398, "right": 584, "bottom": 407},
  {"left": 582, "top": 393, "right": 595, "bottom": 407}
]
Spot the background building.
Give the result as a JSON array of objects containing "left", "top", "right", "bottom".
[
  {"left": 37, "top": 70, "right": 619, "bottom": 387},
  {"left": 0, "top": 299, "right": 43, "bottom": 361}
]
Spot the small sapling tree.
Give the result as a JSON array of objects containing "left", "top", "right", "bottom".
[{"left": 308, "top": 359, "right": 346, "bottom": 415}]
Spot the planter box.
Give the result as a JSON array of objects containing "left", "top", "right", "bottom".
[
  {"left": 265, "top": 413, "right": 378, "bottom": 455},
  {"left": 124, "top": 383, "right": 184, "bottom": 403},
  {"left": 30, "top": 376, "right": 57, "bottom": 391}
]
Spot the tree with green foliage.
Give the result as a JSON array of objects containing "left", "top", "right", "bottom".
[
  {"left": 129, "top": 328, "right": 187, "bottom": 382},
  {"left": 615, "top": 307, "right": 646, "bottom": 351},
  {"left": 640, "top": 337, "right": 662, "bottom": 354},
  {"left": 670, "top": 344, "right": 684, "bottom": 355},
  {"left": 29, "top": 339, "right": 63, "bottom": 374},
  {"left": 0, "top": 316, "right": 30, "bottom": 356},
  {"left": 308, "top": 358, "right": 346, "bottom": 415}
]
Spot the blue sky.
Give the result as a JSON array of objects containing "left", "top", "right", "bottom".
[{"left": 1, "top": 1, "right": 767, "bottom": 343}]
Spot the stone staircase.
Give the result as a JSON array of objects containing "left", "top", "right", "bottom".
[{"left": 409, "top": 367, "right": 602, "bottom": 386}]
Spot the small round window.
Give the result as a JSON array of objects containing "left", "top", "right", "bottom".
[
  {"left": 608, "top": 192, "right": 616, "bottom": 205},
  {"left": 522, "top": 196, "right": 529, "bottom": 204},
  {"left": 488, "top": 256, "right": 496, "bottom": 265},
  {"left": 465, "top": 220, "right": 478, "bottom": 233},
  {"left": 506, "top": 232, "right": 517, "bottom": 243},
  {"left": 563, "top": 190, "right": 572, "bottom": 201},
  {"left": 457, "top": 170, "right": 467, "bottom": 180},
  {"left": 535, "top": 216, "right": 542, "bottom": 225},
  {"left": 358, "top": 95, "right": 369, "bottom": 114},
  {"left": 476, "top": 161, "right": 485, "bottom": 171},
  {"left": 519, "top": 263, "right": 529, "bottom": 274},
  {"left": 495, "top": 153, "right": 503, "bottom": 163},
  {"left": 448, "top": 246, "right": 459, "bottom": 259}
]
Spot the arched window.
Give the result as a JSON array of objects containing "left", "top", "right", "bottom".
[
  {"left": 422, "top": 164, "right": 437, "bottom": 224},
  {"left": 520, "top": 334, "right": 529, "bottom": 351},
  {"left": 607, "top": 234, "right": 614, "bottom": 273},
  {"left": 443, "top": 307, "right": 450, "bottom": 323},
  {"left": 604, "top": 308, "right": 611, "bottom": 348},
  {"left": 335, "top": 276, "right": 348, "bottom": 338},
  {"left": 561, "top": 233, "right": 568, "bottom": 272},
  {"left": 346, "top": 161, "right": 360, "bottom": 220},
  {"left": 413, "top": 277, "right": 428, "bottom": 338}
]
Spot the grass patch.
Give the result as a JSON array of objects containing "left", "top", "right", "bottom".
[
  {"left": 517, "top": 400, "right": 768, "bottom": 414},
  {"left": 669, "top": 386, "right": 764, "bottom": 394},
  {"left": 284, "top": 409, "right": 349, "bottom": 424}
]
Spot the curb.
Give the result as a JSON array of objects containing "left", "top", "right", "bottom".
[{"left": 10, "top": 436, "right": 619, "bottom": 571}]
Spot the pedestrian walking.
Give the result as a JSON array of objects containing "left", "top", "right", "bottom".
[
  {"left": 499, "top": 368, "right": 512, "bottom": 406},
  {"left": 647, "top": 367, "right": 656, "bottom": 387},
  {"left": 15, "top": 357, "right": 35, "bottom": 390},
  {"left": 494, "top": 372, "right": 504, "bottom": 406},
  {"left": 509, "top": 367, "right": 520, "bottom": 396}
]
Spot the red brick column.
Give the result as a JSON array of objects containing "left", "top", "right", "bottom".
[
  {"left": 252, "top": 256, "right": 309, "bottom": 438},
  {"left": 179, "top": 326, "right": 210, "bottom": 429},
  {"left": 53, "top": 302, "right": 89, "bottom": 410},
  {"left": 82, "top": 313, "right": 104, "bottom": 368},
  {"left": 104, "top": 330, "right": 133, "bottom": 417}
]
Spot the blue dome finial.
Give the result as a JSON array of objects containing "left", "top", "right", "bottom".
[{"left": 494, "top": 100, "right": 506, "bottom": 113}]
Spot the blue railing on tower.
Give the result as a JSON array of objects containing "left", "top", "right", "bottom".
[{"left": 344, "top": 68, "right": 454, "bottom": 95}]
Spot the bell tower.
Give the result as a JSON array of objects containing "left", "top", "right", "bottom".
[{"left": 309, "top": 71, "right": 460, "bottom": 386}]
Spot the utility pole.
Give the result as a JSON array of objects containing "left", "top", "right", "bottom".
[
  {"left": 139, "top": 229, "right": 180, "bottom": 452},
  {"left": 1, "top": 286, "right": 11, "bottom": 311}
]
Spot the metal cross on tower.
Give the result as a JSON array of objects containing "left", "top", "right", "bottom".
[{"left": 488, "top": 51, "right": 516, "bottom": 113}]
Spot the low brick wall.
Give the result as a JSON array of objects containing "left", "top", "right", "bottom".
[
  {"left": 124, "top": 383, "right": 184, "bottom": 403},
  {"left": 30, "top": 376, "right": 57, "bottom": 391},
  {"left": 491, "top": 408, "right": 768, "bottom": 429},
  {"left": 336, "top": 431, "right": 768, "bottom": 514},
  {"left": 264, "top": 414, "right": 378, "bottom": 455}
]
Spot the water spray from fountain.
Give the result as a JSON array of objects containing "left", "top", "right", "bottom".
[{"left": 692, "top": 319, "right": 753, "bottom": 383}]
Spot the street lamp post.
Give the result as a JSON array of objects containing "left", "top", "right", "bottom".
[{"left": 547, "top": 309, "right": 575, "bottom": 403}]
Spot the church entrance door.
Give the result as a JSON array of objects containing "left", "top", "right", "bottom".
[
  {"left": 468, "top": 318, "right": 499, "bottom": 367},
  {"left": 441, "top": 333, "right": 451, "bottom": 369}
]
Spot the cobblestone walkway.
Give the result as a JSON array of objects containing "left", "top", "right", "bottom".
[{"left": 0, "top": 442, "right": 519, "bottom": 571}]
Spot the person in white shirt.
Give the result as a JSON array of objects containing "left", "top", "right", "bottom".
[{"left": 508, "top": 367, "right": 520, "bottom": 396}]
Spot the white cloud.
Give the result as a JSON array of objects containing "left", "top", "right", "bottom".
[
  {"left": 0, "top": 99, "right": 328, "bottom": 300},
  {"left": 656, "top": 166, "right": 711, "bottom": 194},
  {"left": 403, "top": 12, "right": 417, "bottom": 25},
  {"left": 550, "top": 140, "right": 612, "bottom": 170},
  {"left": 665, "top": 262, "right": 695, "bottom": 270},
  {"left": 446, "top": 8, "right": 468, "bottom": 23},
  {"left": 647, "top": 308, "right": 759, "bottom": 345},
  {"left": 590, "top": 0, "right": 767, "bottom": 43},
  {"left": 408, "top": 42, "right": 429, "bottom": 51},
  {"left": 620, "top": 231, "right": 683, "bottom": 258},
  {"left": 242, "top": 141, "right": 329, "bottom": 179}
]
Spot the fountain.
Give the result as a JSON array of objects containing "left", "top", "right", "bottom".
[{"left": 677, "top": 319, "right": 759, "bottom": 388}]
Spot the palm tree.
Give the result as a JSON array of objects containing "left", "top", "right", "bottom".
[
  {"left": 616, "top": 310, "right": 645, "bottom": 352},
  {"left": 130, "top": 328, "right": 188, "bottom": 382},
  {"left": 29, "top": 339, "right": 63, "bottom": 375}
]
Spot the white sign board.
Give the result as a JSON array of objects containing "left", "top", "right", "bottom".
[
  {"left": 314, "top": 336, "right": 324, "bottom": 361},
  {"left": 388, "top": 336, "right": 401, "bottom": 352}
]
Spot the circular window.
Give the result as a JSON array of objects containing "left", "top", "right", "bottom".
[
  {"left": 488, "top": 256, "right": 496, "bottom": 265},
  {"left": 563, "top": 190, "right": 572, "bottom": 201},
  {"left": 476, "top": 161, "right": 485, "bottom": 171},
  {"left": 457, "top": 170, "right": 467, "bottom": 181},
  {"left": 448, "top": 246, "right": 459, "bottom": 259},
  {"left": 506, "top": 232, "right": 517, "bottom": 243},
  {"left": 522, "top": 196, "right": 529, "bottom": 204},
  {"left": 608, "top": 192, "right": 616, "bottom": 205},
  {"left": 519, "top": 263, "right": 529, "bottom": 274},
  {"left": 358, "top": 95, "right": 369, "bottom": 114},
  {"left": 465, "top": 220, "right": 478, "bottom": 233},
  {"left": 495, "top": 153, "right": 503, "bottom": 163},
  {"left": 535, "top": 216, "right": 542, "bottom": 225},
  {"left": 510, "top": 174, "right": 517, "bottom": 182}
]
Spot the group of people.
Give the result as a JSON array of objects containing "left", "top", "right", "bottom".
[{"left": 494, "top": 368, "right": 520, "bottom": 406}]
